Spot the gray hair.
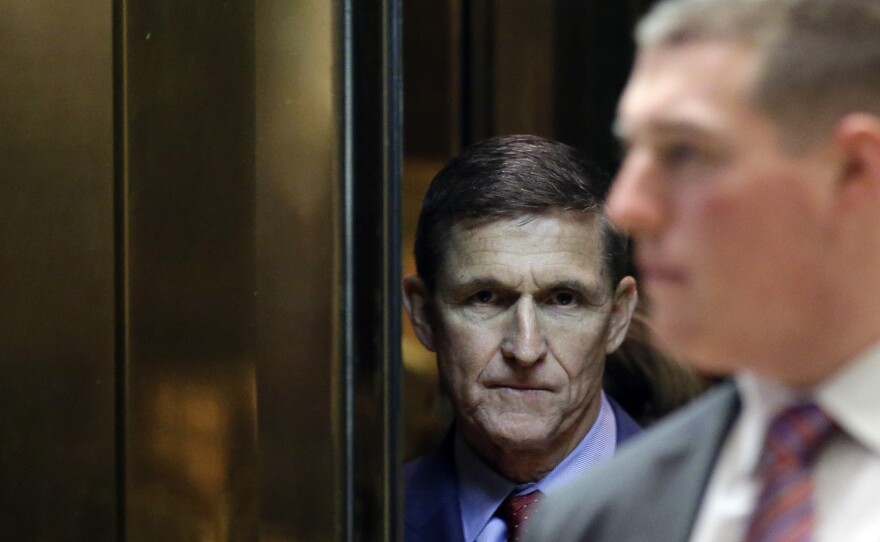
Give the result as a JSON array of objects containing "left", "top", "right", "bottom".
[{"left": 636, "top": 0, "right": 880, "bottom": 150}]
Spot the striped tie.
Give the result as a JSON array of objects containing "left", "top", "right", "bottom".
[
  {"left": 500, "top": 489, "right": 543, "bottom": 542},
  {"left": 743, "top": 403, "right": 836, "bottom": 542}
]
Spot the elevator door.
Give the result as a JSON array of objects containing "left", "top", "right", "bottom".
[{"left": 2, "top": 1, "right": 401, "bottom": 540}]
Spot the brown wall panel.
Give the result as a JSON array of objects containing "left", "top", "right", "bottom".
[{"left": 0, "top": 1, "right": 116, "bottom": 538}]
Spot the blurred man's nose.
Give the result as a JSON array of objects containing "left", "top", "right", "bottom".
[
  {"left": 606, "top": 150, "right": 667, "bottom": 237},
  {"left": 500, "top": 298, "right": 547, "bottom": 366}
]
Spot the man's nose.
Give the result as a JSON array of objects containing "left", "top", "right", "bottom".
[
  {"left": 500, "top": 298, "right": 547, "bottom": 366},
  {"left": 606, "top": 150, "right": 667, "bottom": 237}
]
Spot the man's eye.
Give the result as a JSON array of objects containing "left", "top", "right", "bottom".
[
  {"left": 472, "top": 290, "right": 495, "bottom": 304},
  {"left": 659, "top": 143, "right": 698, "bottom": 167},
  {"left": 547, "top": 291, "right": 577, "bottom": 306}
]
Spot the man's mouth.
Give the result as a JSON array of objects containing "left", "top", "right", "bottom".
[{"left": 488, "top": 383, "right": 552, "bottom": 392}]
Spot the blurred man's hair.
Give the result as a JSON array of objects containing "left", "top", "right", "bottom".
[{"left": 637, "top": 0, "right": 880, "bottom": 150}]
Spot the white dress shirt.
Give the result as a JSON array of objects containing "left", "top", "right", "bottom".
[{"left": 690, "top": 342, "right": 880, "bottom": 542}]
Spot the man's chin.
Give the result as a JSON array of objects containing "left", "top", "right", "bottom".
[{"left": 485, "top": 427, "right": 556, "bottom": 453}]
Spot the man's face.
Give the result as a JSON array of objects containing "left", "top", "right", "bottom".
[
  {"left": 608, "top": 41, "right": 840, "bottom": 380},
  {"left": 404, "top": 211, "right": 636, "bottom": 458}
]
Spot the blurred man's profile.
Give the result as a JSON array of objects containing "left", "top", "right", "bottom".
[{"left": 529, "top": 0, "right": 880, "bottom": 540}]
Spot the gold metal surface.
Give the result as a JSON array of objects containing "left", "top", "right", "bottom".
[
  {"left": 120, "top": 2, "right": 259, "bottom": 539},
  {"left": 5, "top": 0, "right": 375, "bottom": 539},
  {"left": 254, "top": 1, "right": 338, "bottom": 540},
  {"left": 0, "top": 1, "right": 116, "bottom": 538},
  {"left": 493, "top": 0, "right": 555, "bottom": 136}
]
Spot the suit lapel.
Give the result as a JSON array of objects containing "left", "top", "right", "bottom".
[{"left": 646, "top": 383, "right": 741, "bottom": 540}]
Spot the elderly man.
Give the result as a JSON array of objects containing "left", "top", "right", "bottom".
[
  {"left": 529, "top": 0, "right": 880, "bottom": 540},
  {"left": 402, "top": 135, "right": 640, "bottom": 542}
]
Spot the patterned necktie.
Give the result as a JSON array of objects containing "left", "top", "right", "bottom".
[
  {"left": 500, "top": 490, "right": 543, "bottom": 542},
  {"left": 743, "top": 403, "right": 836, "bottom": 542}
]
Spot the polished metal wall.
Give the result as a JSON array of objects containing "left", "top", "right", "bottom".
[
  {"left": 255, "top": 1, "right": 338, "bottom": 540},
  {"left": 0, "top": 2, "right": 117, "bottom": 538},
  {"left": 3, "top": 0, "right": 401, "bottom": 540},
  {"left": 119, "top": 2, "right": 258, "bottom": 539}
]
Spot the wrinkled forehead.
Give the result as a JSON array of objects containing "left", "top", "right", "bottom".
[
  {"left": 448, "top": 211, "right": 602, "bottom": 249},
  {"left": 436, "top": 211, "right": 608, "bottom": 283}
]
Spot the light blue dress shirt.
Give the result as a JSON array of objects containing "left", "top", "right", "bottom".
[{"left": 454, "top": 391, "right": 618, "bottom": 542}]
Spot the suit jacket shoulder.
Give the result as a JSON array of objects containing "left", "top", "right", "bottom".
[
  {"left": 404, "top": 433, "right": 465, "bottom": 542},
  {"left": 527, "top": 382, "right": 740, "bottom": 542}
]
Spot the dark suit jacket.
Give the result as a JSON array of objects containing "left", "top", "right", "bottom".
[
  {"left": 404, "top": 397, "right": 642, "bottom": 542},
  {"left": 526, "top": 382, "right": 741, "bottom": 542}
]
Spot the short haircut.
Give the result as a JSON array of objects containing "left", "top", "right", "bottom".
[
  {"left": 413, "top": 134, "right": 628, "bottom": 292},
  {"left": 636, "top": 0, "right": 880, "bottom": 149}
]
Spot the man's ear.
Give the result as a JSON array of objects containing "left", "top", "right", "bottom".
[
  {"left": 605, "top": 276, "right": 638, "bottom": 354},
  {"left": 832, "top": 113, "right": 880, "bottom": 209},
  {"left": 402, "top": 274, "right": 437, "bottom": 352}
]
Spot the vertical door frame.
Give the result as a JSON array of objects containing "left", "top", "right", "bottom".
[{"left": 339, "top": 0, "right": 403, "bottom": 539}]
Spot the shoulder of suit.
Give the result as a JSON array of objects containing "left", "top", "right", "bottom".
[
  {"left": 612, "top": 381, "right": 739, "bottom": 458},
  {"left": 405, "top": 446, "right": 455, "bottom": 498},
  {"left": 527, "top": 382, "right": 739, "bottom": 541}
]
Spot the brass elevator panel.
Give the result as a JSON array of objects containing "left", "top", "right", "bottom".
[
  {"left": 0, "top": 1, "right": 117, "bottom": 538},
  {"left": 3, "top": 0, "right": 401, "bottom": 538},
  {"left": 120, "top": 2, "right": 259, "bottom": 539},
  {"left": 2, "top": 0, "right": 347, "bottom": 539}
]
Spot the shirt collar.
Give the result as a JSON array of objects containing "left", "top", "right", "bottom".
[
  {"left": 733, "top": 339, "right": 880, "bottom": 475},
  {"left": 454, "top": 391, "right": 618, "bottom": 542},
  {"left": 816, "top": 340, "right": 880, "bottom": 454}
]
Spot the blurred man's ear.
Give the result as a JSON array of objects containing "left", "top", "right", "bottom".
[
  {"left": 402, "top": 274, "right": 437, "bottom": 352},
  {"left": 605, "top": 276, "right": 638, "bottom": 354},
  {"left": 833, "top": 113, "right": 880, "bottom": 210}
]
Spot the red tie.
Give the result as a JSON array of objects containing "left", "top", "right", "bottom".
[
  {"left": 500, "top": 490, "right": 543, "bottom": 542},
  {"left": 743, "top": 403, "right": 836, "bottom": 542}
]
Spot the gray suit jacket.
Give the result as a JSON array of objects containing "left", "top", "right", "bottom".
[{"left": 526, "top": 382, "right": 740, "bottom": 542}]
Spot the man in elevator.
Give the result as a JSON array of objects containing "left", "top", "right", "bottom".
[
  {"left": 402, "top": 135, "right": 641, "bottom": 542},
  {"left": 527, "top": 0, "right": 880, "bottom": 540}
]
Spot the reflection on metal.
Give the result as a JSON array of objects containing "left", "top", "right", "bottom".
[
  {"left": 493, "top": 1, "right": 554, "bottom": 136},
  {"left": 341, "top": 0, "right": 403, "bottom": 539},
  {"left": 461, "top": 0, "right": 648, "bottom": 175},
  {"left": 463, "top": 0, "right": 495, "bottom": 144},
  {"left": 552, "top": 0, "right": 649, "bottom": 174},
  {"left": 255, "top": 1, "right": 339, "bottom": 540},
  {"left": 463, "top": 0, "right": 555, "bottom": 142},
  {"left": 119, "top": 1, "right": 259, "bottom": 539},
  {"left": 3, "top": 0, "right": 402, "bottom": 539},
  {"left": 0, "top": 1, "right": 116, "bottom": 539}
]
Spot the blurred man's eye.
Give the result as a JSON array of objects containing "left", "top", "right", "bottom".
[{"left": 660, "top": 143, "right": 697, "bottom": 167}]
